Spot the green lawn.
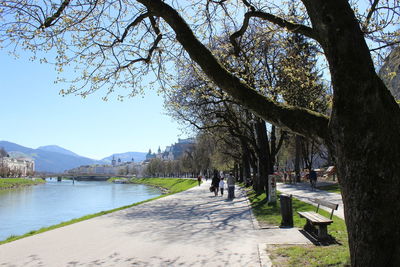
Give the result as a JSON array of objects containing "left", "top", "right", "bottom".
[
  {"left": 0, "top": 178, "right": 45, "bottom": 190},
  {"left": 0, "top": 177, "right": 197, "bottom": 245},
  {"left": 317, "top": 183, "right": 341, "bottom": 193},
  {"left": 129, "top": 177, "right": 198, "bottom": 194},
  {"left": 106, "top": 177, "right": 129, "bottom": 183},
  {"left": 246, "top": 188, "right": 350, "bottom": 266}
]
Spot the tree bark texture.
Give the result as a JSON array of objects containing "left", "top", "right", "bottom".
[
  {"left": 240, "top": 139, "right": 252, "bottom": 185},
  {"left": 138, "top": 0, "right": 400, "bottom": 265},
  {"left": 254, "top": 120, "right": 269, "bottom": 194},
  {"left": 268, "top": 125, "right": 277, "bottom": 174},
  {"left": 239, "top": 165, "right": 243, "bottom": 182},
  {"left": 294, "top": 135, "right": 302, "bottom": 183}
]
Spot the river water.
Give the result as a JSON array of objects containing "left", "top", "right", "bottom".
[{"left": 0, "top": 179, "right": 162, "bottom": 241}]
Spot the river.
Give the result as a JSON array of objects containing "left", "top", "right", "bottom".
[{"left": 0, "top": 179, "right": 162, "bottom": 241}]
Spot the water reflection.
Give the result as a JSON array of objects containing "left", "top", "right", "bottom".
[{"left": 0, "top": 179, "right": 161, "bottom": 241}]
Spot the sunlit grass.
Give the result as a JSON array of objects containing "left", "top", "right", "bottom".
[
  {"left": 317, "top": 183, "right": 341, "bottom": 193},
  {"left": 0, "top": 177, "right": 197, "bottom": 245},
  {"left": 129, "top": 177, "right": 197, "bottom": 194},
  {"left": 0, "top": 178, "right": 45, "bottom": 190},
  {"left": 106, "top": 177, "right": 129, "bottom": 183}
]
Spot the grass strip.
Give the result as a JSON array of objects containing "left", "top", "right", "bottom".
[
  {"left": 106, "top": 177, "right": 124, "bottom": 182},
  {"left": 245, "top": 188, "right": 350, "bottom": 266},
  {"left": 129, "top": 177, "right": 197, "bottom": 194},
  {"left": 0, "top": 177, "right": 197, "bottom": 245},
  {"left": 317, "top": 183, "right": 341, "bottom": 193},
  {"left": 0, "top": 178, "right": 45, "bottom": 190}
]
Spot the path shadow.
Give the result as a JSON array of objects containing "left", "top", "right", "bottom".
[{"left": 1, "top": 247, "right": 260, "bottom": 267}]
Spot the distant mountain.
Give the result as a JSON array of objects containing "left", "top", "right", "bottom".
[
  {"left": 37, "top": 145, "right": 80, "bottom": 157},
  {"left": 8, "top": 151, "right": 31, "bottom": 159},
  {"left": 0, "top": 141, "right": 103, "bottom": 173},
  {"left": 0, "top": 141, "right": 33, "bottom": 155},
  {"left": 102, "top": 152, "right": 147, "bottom": 163}
]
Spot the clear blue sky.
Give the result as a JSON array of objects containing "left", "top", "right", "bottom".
[{"left": 0, "top": 51, "right": 186, "bottom": 160}]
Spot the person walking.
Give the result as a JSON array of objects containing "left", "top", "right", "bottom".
[
  {"left": 197, "top": 175, "right": 202, "bottom": 186},
  {"left": 211, "top": 170, "right": 220, "bottom": 196},
  {"left": 227, "top": 172, "right": 235, "bottom": 200},
  {"left": 219, "top": 178, "right": 225, "bottom": 196},
  {"left": 309, "top": 169, "right": 317, "bottom": 190}
]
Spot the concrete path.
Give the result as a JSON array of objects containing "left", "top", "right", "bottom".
[
  {"left": 0, "top": 180, "right": 309, "bottom": 267},
  {"left": 277, "top": 182, "right": 344, "bottom": 220}
]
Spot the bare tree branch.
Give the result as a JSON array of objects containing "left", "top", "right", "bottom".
[
  {"left": 107, "top": 13, "right": 151, "bottom": 47},
  {"left": 119, "top": 15, "right": 162, "bottom": 69},
  {"left": 362, "top": 0, "right": 380, "bottom": 32},
  {"left": 138, "top": 0, "right": 329, "bottom": 141},
  {"left": 230, "top": 10, "right": 319, "bottom": 55},
  {"left": 40, "top": 0, "right": 71, "bottom": 29},
  {"left": 275, "top": 130, "right": 286, "bottom": 155},
  {"left": 369, "top": 40, "right": 400, "bottom": 52}
]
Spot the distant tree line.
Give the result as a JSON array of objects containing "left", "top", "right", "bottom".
[
  {"left": 142, "top": 134, "right": 215, "bottom": 178},
  {"left": 117, "top": 165, "right": 138, "bottom": 176}
]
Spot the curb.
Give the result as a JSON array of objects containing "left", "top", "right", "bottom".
[
  {"left": 238, "top": 185, "right": 261, "bottom": 230},
  {"left": 258, "top": 243, "right": 273, "bottom": 267},
  {"left": 238, "top": 186, "right": 272, "bottom": 267}
]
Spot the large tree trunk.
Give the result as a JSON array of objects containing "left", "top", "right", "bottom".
[
  {"left": 241, "top": 140, "right": 252, "bottom": 185},
  {"left": 254, "top": 120, "right": 270, "bottom": 194},
  {"left": 334, "top": 74, "right": 400, "bottom": 267},
  {"left": 238, "top": 162, "right": 243, "bottom": 182},
  {"left": 303, "top": 0, "right": 400, "bottom": 265},
  {"left": 268, "top": 125, "right": 276, "bottom": 174},
  {"left": 294, "top": 135, "right": 302, "bottom": 183}
]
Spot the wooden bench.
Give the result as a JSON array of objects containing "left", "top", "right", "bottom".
[{"left": 297, "top": 199, "right": 338, "bottom": 240}]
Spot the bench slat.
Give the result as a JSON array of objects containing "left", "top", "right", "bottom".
[
  {"left": 298, "top": 211, "right": 333, "bottom": 224},
  {"left": 314, "top": 199, "right": 339, "bottom": 210}
]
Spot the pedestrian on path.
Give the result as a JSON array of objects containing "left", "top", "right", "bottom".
[
  {"left": 219, "top": 178, "right": 225, "bottom": 196},
  {"left": 309, "top": 169, "right": 317, "bottom": 190},
  {"left": 227, "top": 172, "right": 235, "bottom": 200},
  {"left": 211, "top": 170, "right": 220, "bottom": 196},
  {"left": 197, "top": 175, "right": 202, "bottom": 186}
]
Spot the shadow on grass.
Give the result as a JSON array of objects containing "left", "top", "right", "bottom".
[{"left": 299, "top": 229, "right": 341, "bottom": 246}]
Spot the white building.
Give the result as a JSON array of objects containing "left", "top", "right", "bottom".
[
  {"left": 0, "top": 157, "right": 35, "bottom": 177},
  {"left": 67, "top": 161, "right": 138, "bottom": 176},
  {"left": 155, "top": 138, "right": 196, "bottom": 161}
]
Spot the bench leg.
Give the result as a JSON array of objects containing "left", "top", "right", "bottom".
[
  {"left": 304, "top": 220, "right": 316, "bottom": 234},
  {"left": 317, "top": 225, "right": 329, "bottom": 240}
]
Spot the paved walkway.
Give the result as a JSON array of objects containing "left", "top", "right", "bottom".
[
  {"left": 0, "top": 180, "right": 309, "bottom": 267},
  {"left": 277, "top": 182, "right": 344, "bottom": 220}
]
